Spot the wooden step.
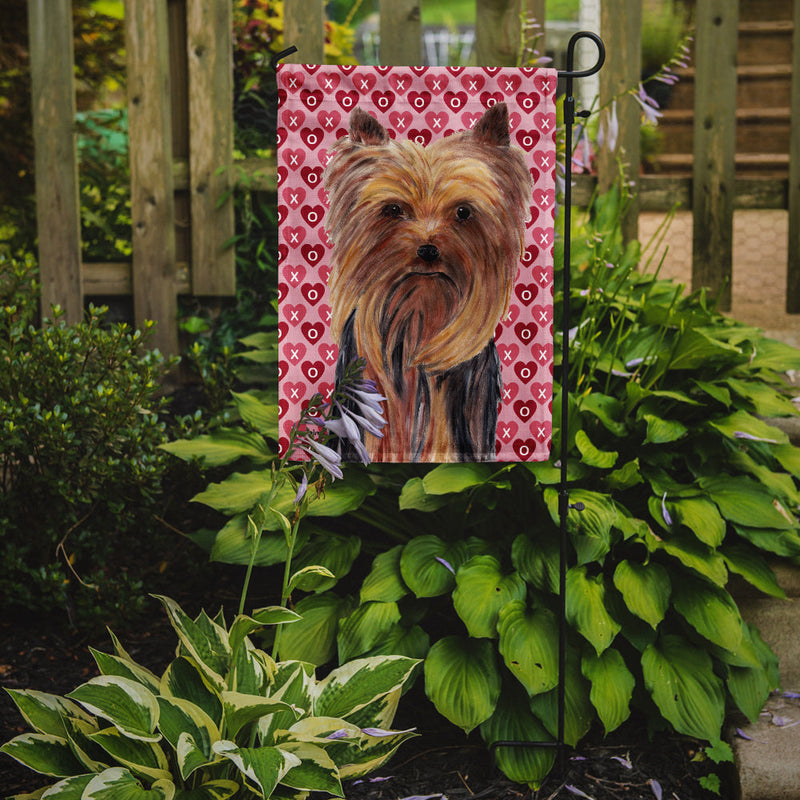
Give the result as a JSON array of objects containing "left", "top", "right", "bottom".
[
  {"left": 738, "top": 20, "right": 794, "bottom": 66},
  {"left": 737, "top": 0, "right": 794, "bottom": 22},
  {"left": 658, "top": 107, "right": 791, "bottom": 155},
  {"left": 649, "top": 152, "right": 789, "bottom": 178},
  {"left": 659, "top": 64, "right": 792, "bottom": 112}
]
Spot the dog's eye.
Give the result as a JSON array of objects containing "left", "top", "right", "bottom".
[
  {"left": 456, "top": 205, "right": 472, "bottom": 222},
  {"left": 381, "top": 203, "right": 404, "bottom": 219}
]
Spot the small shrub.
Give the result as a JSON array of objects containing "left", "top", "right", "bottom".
[{"left": 0, "top": 253, "right": 175, "bottom": 623}]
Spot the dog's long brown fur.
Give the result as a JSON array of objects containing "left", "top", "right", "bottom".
[{"left": 323, "top": 103, "right": 531, "bottom": 461}]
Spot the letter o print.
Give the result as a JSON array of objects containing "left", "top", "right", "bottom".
[
  {"left": 306, "top": 286, "right": 320, "bottom": 302},
  {"left": 306, "top": 132, "right": 319, "bottom": 147},
  {"left": 518, "top": 443, "right": 530, "bottom": 457},
  {"left": 307, "top": 209, "right": 319, "bottom": 224},
  {"left": 521, "top": 134, "right": 535, "bottom": 148},
  {"left": 519, "top": 365, "right": 531, "bottom": 380},
  {"left": 306, "top": 365, "right": 319, "bottom": 380}
]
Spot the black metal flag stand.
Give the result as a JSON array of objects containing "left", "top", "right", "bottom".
[
  {"left": 273, "top": 30, "right": 607, "bottom": 779},
  {"left": 490, "top": 31, "right": 605, "bottom": 776}
]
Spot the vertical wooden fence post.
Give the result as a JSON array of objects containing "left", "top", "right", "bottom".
[
  {"left": 126, "top": 0, "right": 178, "bottom": 355},
  {"left": 787, "top": 0, "right": 800, "bottom": 313},
  {"left": 28, "top": 0, "right": 83, "bottom": 324},
  {"left": 692, "top": 0, "right": 738, "bottom": 311},
  {"left": 527, "top": 0, "right": 546, "bottom": 61},
  {"left": 598, "top": 0, "right": 641, "bottom": 244},
  {"left": 379, "top": 0, "right": 422, "bottom": 66},
  {"left": 475, "top": 0, "right": 523, "bottom": 66},
  {"left": 187, "top": 0, "right": 235, "bottom": 295},
  {"left": 284, "top": 0, "right": 325, "bottom": 64}
]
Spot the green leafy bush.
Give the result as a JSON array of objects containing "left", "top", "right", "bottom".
[
  {"left": 167, "top": 185, "right": 800, "bottom": 788},
  {"left": 0, "top": 253, "right": 175, "bottom": 622},
  {"left": 1, "top": 595, "right": 419, "bottom": 798}
]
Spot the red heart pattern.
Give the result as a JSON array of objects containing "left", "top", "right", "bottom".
[{"left": 277, "top": 65, "right": 557, "bottom": 462}]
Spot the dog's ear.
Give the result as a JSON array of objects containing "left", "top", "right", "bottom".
[
  {"left": 350, "top": 107, "right": 390, "bottom": 145},
  {"left": 471, "top": 102, "right": 511, "bottom": 146}
]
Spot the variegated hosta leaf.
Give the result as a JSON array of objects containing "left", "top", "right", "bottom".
[
  {"left": 565, "top": 566, "right": 621, "bottom": 655},
  {"left": 81, "top": 767, "right": 175, "bottom": 799},
  {"left": 480, "top": 681, "right": 555, "bottom": 790},
  {"left": 496, "top": 601, "right": 559, "bottom": 697},
  {"left": 335, "top": 726, "right": 418, "bottom": 781},
  {"left": 90, "top": 648, "right": 161, "bottom": 694},
  {"left": 312, "top": 656, "right": 420, "bottom": 721},
  {"left": 66, "top": 676, "right": 160, "bottom": 742},
  {"left": 212, "top": 740, "right": 300, "bottom": 798},
  {"left": 424, "top": 636, "right": 501, "bottom": 734},
  {"left": 156, "top": 696, "right": 219, "bottom": 778},
  {"left": 154, "top": 596, "right": 231, "bottom": 690},
  {"left": 160, "top": 657, "right": 222, "bottom": 727},
  {"left": 258, "top": 662, "right": 315, "bottom": 745},
  {"left": 221, "top": 691, "right": 299, "bottom": 740},
  {"left": 61, "top": 716, "right": 106, "bottom": 773},
  {"left": 581, "top": 649, "right": 635, "bottom": 735},
  {"left": 4, "top": 689, "right": 93, "bottom": 737},
  {"left": 276, "top": 741, "right": 344, "bottom": 796},
  {"left": 452, "top": 556, "right": 526, "bottom": 639},
  {"left": 642, "top": 634, "right": 725, "bottom": 741},
  {"left": 0, "top": 732, "right": 85, "bottom": 777},
  {"left": 230, "top": 640, "right": 276, "bottom": 696},
  {"left": 612, "top": 560, "right": 671, "bottom": 629},
  {"left": 88, "top": 727, "right": 171, "bottom": 782},
  {"left": 39, "top": 773, "right": 94, "bottom": 798},
  {"left": 171, "top": 779, "right": 239, "bottom": 799}
]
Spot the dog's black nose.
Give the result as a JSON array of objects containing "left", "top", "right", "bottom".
[{"left": 417, "top": 244, "right": 439, "bottom": 263}]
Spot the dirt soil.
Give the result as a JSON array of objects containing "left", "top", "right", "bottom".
[{"left": 1, "top": 587, "right": 731, "bottom": 800}]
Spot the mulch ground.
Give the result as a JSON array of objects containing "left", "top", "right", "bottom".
[{"left": 0, "top": 581, "right": 732, "bottom": 800}]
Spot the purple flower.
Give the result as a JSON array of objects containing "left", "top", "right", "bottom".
[
  {"left": 293, "top": 472, "right": 308, "bottom": 504},
  {"left": 633, "top": 83, "right": 662, "bottom": 125},
  {"left": 598, "top": 100, "right": 619, "bottom": 153},
  {"left": 611, "top": 755, "right": 632, "bottom": 769},
  {"left": 326, "top": 729, "right": 351, "bottom": 740},
  {"left": 565, "top": 786, "right": 595, "bottom": 799},
  {"left": 435, "top": 556, "right": 455, "bottom": 574},
  {"left": 649, "top": 779, "right": 663, "bottom": 800},
  {"left": 661, "top": 492, "right": 673, "bottom": 526},
  {"left": 734, "top": 431, "right": 778, "bottom": 444},
  {"left": 298, "top": 437, "right": 343, "bottom": 480}
]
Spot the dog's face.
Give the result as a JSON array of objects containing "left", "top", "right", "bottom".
[{"left": 323, "top": 103, "right": 532, "bottom": 376}]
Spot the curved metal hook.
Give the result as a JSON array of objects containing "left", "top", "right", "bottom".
[
  {"left": 558, "top": 31, "right": 605, "bottom": 80},
  {"left": 270, "top": 45, "right": 298, "bottom": 72}
]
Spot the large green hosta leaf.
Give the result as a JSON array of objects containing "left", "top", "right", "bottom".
[
  {"left": 699, "top": 475, "right": 797, "bottom": 530},
  {"left": 511, "top": 534, "right": 559, "bottom": 594},
  {"left": 666, "top": 496, "right": 726, "bottom": 547},
  {"left": 721, "top": 543, "right": 786, "bottom": 598},
  {"left": 277, "top": 593, "right": 352, "bottom": 665},
  {"left": 642, "top": 634, "right": 725, "bottom": 741},
  {"left": 159, "top": 428, "right": 273, "bottom": 467},
  {"left": 452, "top": 556, "right": 526, "bottom": 639},
  {"left": 290, "top": 535, "right": 361, "bottom": 592},
  {"left": 424, "top": 636, "right": 501, "bottom": 734},
  {"left": 612, "top": 560, "right": 670, "bottom": 629},
  {"left": 480, "top": 681, "right": 556, "bottom": 789},
  {"left": 581, "top": 649, "right": 635, "bottom": 734},
  {"left": 360, "top": 545, "right": 409, "bottom": 603},
  {"left": 421, "top": 463, "right": 495, "bottom": 494},
  {"left": 672, "top": 574, "right": 743, "bottom": 653},
  {"left": 565, "top": 567, "right": 621, "bottom": 655},
  {"left": 399, "top": 536, "right": 469, "bottom": 598},
  {"left": 337, "top": 601, "right": 402, "bottom": 662},
  {"left": 496, "top": 601, "right": 559, "bottom": 696}
]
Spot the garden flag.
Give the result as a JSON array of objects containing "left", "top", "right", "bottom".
[{"left": 277, "top": 64, "right": 557, "bottom": 462}]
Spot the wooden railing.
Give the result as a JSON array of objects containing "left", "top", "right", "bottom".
[{"left": 27, "top": 0, "right": 800, "bottom": 355}]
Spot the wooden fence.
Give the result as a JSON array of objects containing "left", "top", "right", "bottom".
[{"left": 27, "top": 0, "right": 800, "bottom": 355}]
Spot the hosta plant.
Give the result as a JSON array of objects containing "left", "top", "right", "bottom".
[
  {"left": 266, "top": 186, "right": 800, "bottom": 787},
  {"left": 1, "top": 595, "right": 419, "bottom": 800}
]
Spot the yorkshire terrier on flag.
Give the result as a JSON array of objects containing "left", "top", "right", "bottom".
[{"left": 323, "top": 103, "right": 532, "bottom": 462}]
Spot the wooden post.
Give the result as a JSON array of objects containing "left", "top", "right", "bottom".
[
  {"left": 284, "top": 0, "right": 325, "bottom": 64},
  {"left": 126, "top": 0, "right": 178, "bottom": 355},
  {"left": 28, "top": 0, "right": 83, "bottom": 324},
  {"left": 527, "top": 0, "right": 546, "bottom": 61},
  {"left": 187, "top": 0, "right": 235, "bottom": 295},
  {"left": 379, "top": 0, "right": 421, "bottom": 66},
  {"left": 787, "top": 0, "right": 800, "bottom": 313},
  {"left": 692, "top": 0, "right": 738, "bottom": 312},
  {"left": 598, "top": 0, "right": 641, "bottom": 244},
  {"left": 475, "top": 0, "right": 523, "bottom": 67}
]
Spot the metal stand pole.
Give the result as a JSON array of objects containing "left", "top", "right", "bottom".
[{"left": 491, "top": 31, "right": 605, "bottom": 776}]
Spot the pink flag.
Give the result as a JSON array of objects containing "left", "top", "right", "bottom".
[{"left": 278, "top": 65, "right": 557, "bottom": 463}]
